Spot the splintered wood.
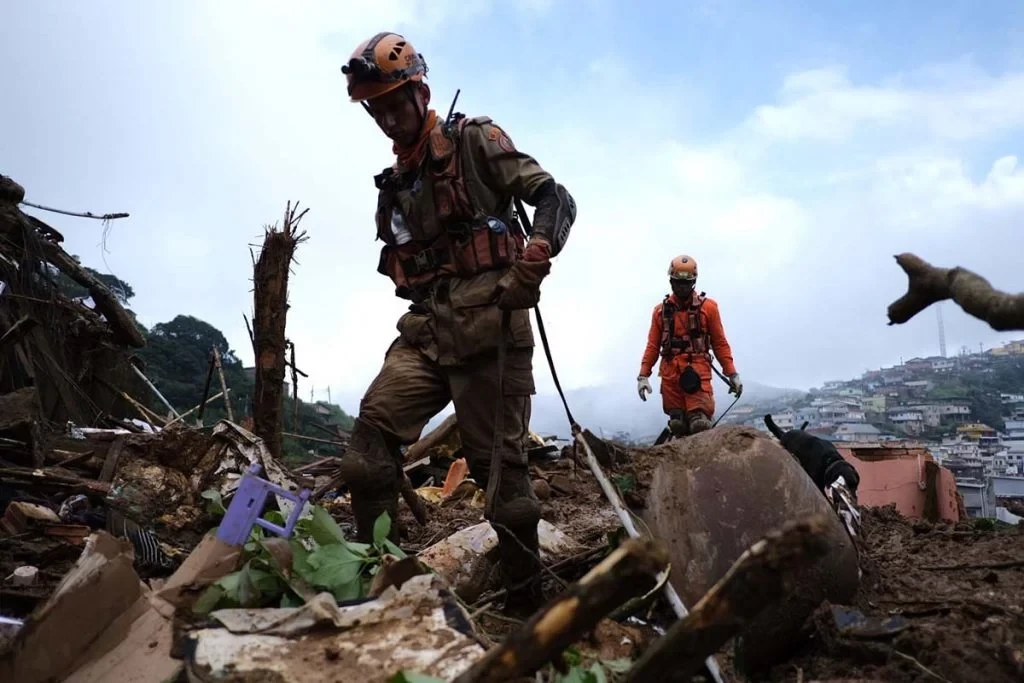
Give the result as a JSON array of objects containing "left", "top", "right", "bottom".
[
  {"left": 887, "top": 253, "right": 1024, "bottom": 331},
  {"left": 250, "top": 201, "right": 308, "bottom": 461},
  {"left": 623, "top": 515, "right": 831, "bottom": 683},
  {"left": 454, "top": 537, "right": 669, "bottom": 683}
]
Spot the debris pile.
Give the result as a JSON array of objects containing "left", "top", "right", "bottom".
[
  {"left": 0, "top": 175, "right": 145, "bottom": 431},
  {"left": 3, "top": 175, "right": 1022, "bottom": 681}
]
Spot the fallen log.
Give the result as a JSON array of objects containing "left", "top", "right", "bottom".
[
  {"left": 404, "top": 413, "right": 459, "bottom": 463},
  {"left": 453, "top": 536, "right": 669, "bottom": 683},
  {"left": 623, "top": 515, "right": 832, "bottom": 683},
  {"left": 887, "top": 253, "right": 1024, "bottom": 331},
  {"left": 251, "top": 201, "right": 308, "bottom": 461}
]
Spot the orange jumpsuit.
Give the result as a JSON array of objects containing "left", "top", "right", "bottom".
[{"left": 639, "top": 291, "right": 737, "bottom": 419}]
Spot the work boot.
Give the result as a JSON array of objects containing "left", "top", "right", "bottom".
[
  {"left": 687, "top": 410, "right": 712, "bottom": 434},
  {"left": 337, "top": 419, "right": 400, "bottom": 544},
  {"left": 667, "top": 411, "right": 689, "bottom": 438},
  {"left": 489, "top": 472, "right": 545, "bottom": 617},
  {"left": 493, "top": 514, "right": 545, "bottom": 617}
]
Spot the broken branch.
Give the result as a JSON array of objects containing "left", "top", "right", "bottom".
[
  {"left": 19, "top": 199, "right": 129, "bottom": 221},
  {"left": 212, "top": 347, "right": 234, "bottom": 423},
  {"left": 453, "top": 536, "right": 669, "bottom": 683},
  {"left": 887, "top": 253, "right": 1024, "bottom": 331},
  {"left": 163, "top": 388, "right": 231, "bottom": 428},
  {"left": 622, "top": 515, "right": 832, "bottom": 683}
]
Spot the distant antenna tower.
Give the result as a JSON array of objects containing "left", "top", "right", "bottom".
[{"left": 936, "top": 304, "right": 947, "bottom": 358}]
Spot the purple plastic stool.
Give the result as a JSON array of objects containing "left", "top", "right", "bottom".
[{"left": 216, "top": 463, "right": 311, "bottom": 546}]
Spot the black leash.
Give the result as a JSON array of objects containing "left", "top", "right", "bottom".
[{"left": 513, "top": 197, "right": 578, "bottom": 433}]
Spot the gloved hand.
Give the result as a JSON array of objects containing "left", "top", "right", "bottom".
[
  {"left": 497, "top": 237, "right": 551, "bottom": 310},
  {"left": 637, "top": 375, "right": 652, "bottom": 402},
  {"left": 728, "top": 373, "right": 743, "bottom": 398}
]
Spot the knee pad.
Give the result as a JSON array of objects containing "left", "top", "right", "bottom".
[{"left": 338, "top": 419, "right": 398, "bottom": 494}]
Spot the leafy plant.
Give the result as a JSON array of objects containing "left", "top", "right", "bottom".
[
  {"left": 552, "top": 649, "right": 633, "bottom": 683},
  {"left": 193, "top": 497, "right": 405, "bottom": 614}
]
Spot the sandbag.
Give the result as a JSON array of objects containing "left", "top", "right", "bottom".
[{"left": 637, "top": 426, "right": 860, "bottom": 674}]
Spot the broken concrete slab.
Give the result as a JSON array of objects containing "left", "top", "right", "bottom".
[
  {"left": 184, "top": 574, "right": 484, "bottom": 682},
  {"left": 416, "top": 519, "right": 582, "bottom": 599}
]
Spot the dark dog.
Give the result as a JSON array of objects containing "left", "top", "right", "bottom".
[{"left": 764, "top": 414, "right": 860, "bottom": 493}]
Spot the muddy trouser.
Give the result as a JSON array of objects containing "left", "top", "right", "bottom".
[
  {"left": 338, "top": 339, "right": 542, "bottom": 603},
  {"left": 661, "top": 369, "right": 715, "bottom": 435}
]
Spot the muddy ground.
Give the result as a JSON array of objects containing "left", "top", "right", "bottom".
[
  {"left": 378, "top": 442, "right": 1024, "bottom": 682},
  {"left": 764, "top": 505, "right": 1024, "bottom": 683},
  {"left": 4, "top": 433, "right": 1023, "bottom": 682}
]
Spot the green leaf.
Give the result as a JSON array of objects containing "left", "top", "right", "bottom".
[
  {"left": 387, "top": 672, "right": 446, "bottom": 683},
  {"left": 331, "top": 576, "right": 365, "bottom": 602},
  {"left": 191, "top": 585, "right": 225, "bottom": 614},
  {"left": 306, "top": 544, "right": 365, "bottom": 592},
  {"left": 200, "top": 489, "right": 226, "bottom": 516},
  {"left": 308, "top": 505, "right": 351, "bottom": 546},
  {"left": 214, "top": 571, "right": 242, "bottom": 603},
  {"left": 291, "top": 539, "right": 316, "bottom": 583},
  {"left": 611, "top": 474, "right": 635, "bottom": 494},
  {"left": 563, "top": 647, "right": 583, "bottom": 667},
  {"left": 382, "top": 538, "right": 407, "bottom": 559},
  {"left": 553, "top": 667, "right": 592, "bottom": 683},
  {"left": 237, "top": 561, "right": 263, "bottom": 607},
  {"left": 601, "top": 658, "right": 633, "bottom": 674},
  {"left": 373, "top": 511, "right": 392, "bottom": 546},
  {"left": 279, "top": 592, "right": 304, "bottom": 608},
  {"left": 264, "top": 509, "right": 286, "bottom": 526}
]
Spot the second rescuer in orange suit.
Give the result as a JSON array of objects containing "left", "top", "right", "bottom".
[{"left": 637, "top": 255, "right": 742, "bottom": 436}]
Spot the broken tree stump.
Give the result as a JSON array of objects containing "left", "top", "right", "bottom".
[
  {"left": 251, "top": 201, "right": 308, "bottom": 461},
  {"left": 623, "top": 515, "right": 832, "bottom": 683},
  {"left": 887, "top": 253, "right": 1024, "bottom": 331},
  {"left": 453, "top": 537, "right": 669, "bottom": 683}
]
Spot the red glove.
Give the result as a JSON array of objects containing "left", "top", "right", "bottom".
[{"left": 497, "top": 237, "right": 552, "bottom": 310}]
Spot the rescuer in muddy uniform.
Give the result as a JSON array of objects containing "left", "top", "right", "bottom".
[
  {"left": 637, "top": 255, "right": 741, "bottom": 437},
  {"left": 336, "top": 32, "right": 576, "bottom": 611}
]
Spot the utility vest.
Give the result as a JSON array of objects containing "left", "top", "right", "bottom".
[
  {"left": 660, "top": 292, "right": 710, "bottom": 364},
  {"left": 374, "top": 115, "right": 526, "bottom": 300}
]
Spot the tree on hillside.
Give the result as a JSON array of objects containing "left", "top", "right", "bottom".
[
  {"left": 64, "top": 265, "right": 357, "bottom": 462},
  {"left": 135, "top": 314, "right": 252, "bottom": 421}
]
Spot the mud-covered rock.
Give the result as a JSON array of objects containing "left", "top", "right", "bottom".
[{"left": 637, "top": 426, "right": 861, "bottom": 674}]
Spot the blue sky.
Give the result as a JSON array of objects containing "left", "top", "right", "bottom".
[{"left": 3, "top": 1, "right": 1023, "bottom": 431}]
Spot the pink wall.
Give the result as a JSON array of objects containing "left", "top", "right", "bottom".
[{"left": 837, "top": 445, "right": 961, "bottom": 522}]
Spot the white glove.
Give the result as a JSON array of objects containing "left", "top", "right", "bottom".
[
  {"left": 729, "top": 373, "right": 743, "bottom": 398},
  {"left": 637, "top": 375, "right": 652, "bottom": 402}
]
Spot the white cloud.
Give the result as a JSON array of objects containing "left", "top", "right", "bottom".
[
  {"left": 751, "top": 62, "right": 1024, "bottom": 143},
  {"left": 4, "top": 2, "right": 1024, "bottom": 427}
]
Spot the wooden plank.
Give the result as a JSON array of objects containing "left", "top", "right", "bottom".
[
  {"left": 98, "top": 436, "right": 126, "bottom": 483},
  {"left": 27, "top": 326, "right": 91, "bottom": 425}
]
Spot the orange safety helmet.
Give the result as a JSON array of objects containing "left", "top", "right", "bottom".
[
  {"left": 668, "top": 254, "right": 698, "bottom": 281},
  {"left": 341, "top": 32, "right": 428, "bottom": 102}
]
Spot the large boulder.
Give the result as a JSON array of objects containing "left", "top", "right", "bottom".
[{"left": 637, "top": 426, "right": 860, "bottom": 673}]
